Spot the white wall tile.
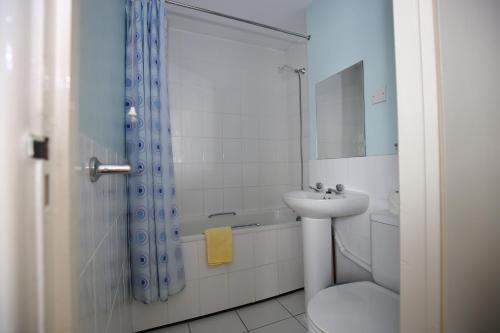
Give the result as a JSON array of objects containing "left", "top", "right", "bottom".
[
  {"left": 181, "top": 242, "right": 199, "bottom": 281},
  {"left": 80, "top": 261, "right": 96, "bottom": 333},
  {"left": 228, "top": 233, "right": 254, "bottom": 272},
  {"left": 223, "top": 188, "right": 243, "bottom": 212},
  {"left": 243, "top": 187, "right": 261, "bottom": 212},
  {"left": 180, "top": 190, "right": 204, "bottom": 217},
  {"left": 169, "top": 29, "right": 307, "bottom": 222},
  {"left": 223, "top": 164, "right": 242, "bottom": 188},
  {"left": 168, "top": 280, "right": 200, "bottom": 323},
  {"left": 228, "top": 269, "right": 256, "bottom": 308},
  {"left": 202, "top": 164, "right": 223, "bottom": 189},
  {"left": 172, "top": 137, "right": 183, "bottom": 163},
  {"left": 222, "top": 139, "right": 242, "bottom": 163},
  {"left": 182, "top": 83, "right": 205, "bottom": 112},
  {"left": 204, "top": 189, "right": 224, "bottom": 216},
  {"left": 202, "top": 113, "right": 222, "bottom": 138},
  {"left": 255, "top": 264, "right": 278, "bottom": 301},
  {"left": 132, "top": 301, "right": 168, "bottom": 332},
  {"left": 241, "top": 115, "right": 259, "bottom": 139},
  {"left": 182, "top": 111, "right": 204, "bottom": 137},
  {"left": 202, "top": 138, "right": 222, "bottom": 163},
  {"left": 277, "top": 259, "right": 304, "bottom": 294},
  {"left": 277, "top": 227, "right": 301, "bottom": 261},
  {"left": 199, "top": 275, "right": 229, "bottom": 315},
  {"left": 254, "top": 230, "right": 278, "bottom": 266},
  {"left": 242, "top": 139, "right": 260, "bottom": 162},
  {"left": 181, "top": 163, "right": 203, "bottom": 190},
  {"left": 222, "top": 114, "right": 242, "bottom": 138},
  {"left": 326, "top": 158, "right": 348, "bottom": 187},
  {"left": 242, "top": 164, "right": 260, "bottom": 187},
  {"left": 183, "top": 138, "right": 204, "bottom": 162},
  {"left": 80, "top": 136, "right": 130, "bottom": 333}
]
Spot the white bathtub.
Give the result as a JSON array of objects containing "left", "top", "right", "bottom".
[
  {"left": 180, "top": 209, "right": 299, "bottom": 240},
  {"left": 132, "top": 209, "right": 305, "bottom": 332}
]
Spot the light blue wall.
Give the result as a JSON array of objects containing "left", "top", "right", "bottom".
[
  {"left": 307, "top": 0, "right": 397, "bottom": 158},
  {"left": 79, "top": 0, "right": 126, "bottom": 156}
]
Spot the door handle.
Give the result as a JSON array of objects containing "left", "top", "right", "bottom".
[{"left": 89, "top": 157, "right": 131, "bottom": 183}]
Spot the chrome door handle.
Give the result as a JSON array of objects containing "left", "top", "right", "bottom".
[{"left": 89, "top": 157, "right": 131, "bottom": 183}]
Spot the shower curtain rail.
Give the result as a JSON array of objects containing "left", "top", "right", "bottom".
[{"left": 164, "top": 0, "right": 311, "bottom": 40}]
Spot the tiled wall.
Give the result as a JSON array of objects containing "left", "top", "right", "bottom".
[
  {"left": 168, "top": 29, "right": 307, "bottom": 221},
  {"left": 79, "top": 135, "right": 132, "bottom": 333},
  {"left": 131, "top": 224, "right": 304, "bottom": 332},
  {"left": 309, "top": 155, "right": 399, "bottom": 282}
]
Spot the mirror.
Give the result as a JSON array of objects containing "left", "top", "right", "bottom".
[{"left": 315, "top": 62, "right": 366, "bottom": 159}]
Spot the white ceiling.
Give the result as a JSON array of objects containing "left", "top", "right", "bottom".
[{"left": 167, "top": 0, "right": 312, "bottom": 49}]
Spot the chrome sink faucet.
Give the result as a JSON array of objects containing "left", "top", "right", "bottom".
[
  {"left": 309, "top": 182, "right": 324, "bottom": 192},
  {"left": 326, "top": 184, "right": 345, "bottom": 195}
]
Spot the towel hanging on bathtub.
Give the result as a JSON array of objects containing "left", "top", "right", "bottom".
[{"left": 204, "top": 227, "right": 233, "bottom": 265}]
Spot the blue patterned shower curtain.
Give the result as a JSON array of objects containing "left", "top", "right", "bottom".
[{"left": 125, "top": 0, "right": 185, "bottom": 303}]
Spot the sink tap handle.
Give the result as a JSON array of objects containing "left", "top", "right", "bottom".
[{"left": 309, "top": 182, "right": 324, "bottom": 193}]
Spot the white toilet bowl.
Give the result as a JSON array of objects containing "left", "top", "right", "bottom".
[
  {"left": 307, "top": 282, "right": 399, "bottom": 333},
  {"left": 307, "top": 211, "right": 400, "bottom": 333}
]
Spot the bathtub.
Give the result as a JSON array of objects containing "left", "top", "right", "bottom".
[{"left": 131, "top": 209, "right": 305, "bottom": 332}]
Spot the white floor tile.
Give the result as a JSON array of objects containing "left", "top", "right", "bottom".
[
  {"left": 189, "top": 311, "right": 247, "bottom": 333},
  {"left": 151, "top": 323, "right": 190, "bottom": 333},
  {"left": 250, "top": 318, "right": 306, "bottom": 333},
  {"left": 277, "top": 290, "right": 305, "bottom": 315},
  {"left": 295, "top": 314, "right": 307, "bottom": 328},
  {"left": 237, "top": 300, "right": 290, "bottom": 330}
]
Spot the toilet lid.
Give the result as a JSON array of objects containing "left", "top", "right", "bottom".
[{"left": 308, "top": 281, "right": 399, "bottom": 333}]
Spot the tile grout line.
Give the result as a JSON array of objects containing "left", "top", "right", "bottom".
[
  {"left": 234, "top": 310, "right": 250, "bottom": 333},
  {"left": 293, "top": 314, "right": 308, "bottom": 330},
  {"left": 248, "top": 316, "right": 295, "bottom": 332},
  {"left": 276, "top": 296, "right": 308, "bottom": 331}
]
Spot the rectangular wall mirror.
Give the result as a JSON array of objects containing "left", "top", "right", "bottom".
[{"left": 315, "top": 61, "right": 366, "bottom": 159}]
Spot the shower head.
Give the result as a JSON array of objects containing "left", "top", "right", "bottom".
[
  {"left": 295, "top": 67, "right": 306, "bottom": 74},
  {"left": 278, "top": 65, "right": 306, "bottom": 75}
]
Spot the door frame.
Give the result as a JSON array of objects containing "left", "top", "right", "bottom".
[
  {"left": 43, "top": 0, "right": 81, "bottom": 331},
  {"left": 392, "top": 0, "right": 443, "bottom": 332}
]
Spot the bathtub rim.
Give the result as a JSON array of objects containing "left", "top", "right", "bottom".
[{"left": 180, "top": 219, "right": 301, "bottom": 243}]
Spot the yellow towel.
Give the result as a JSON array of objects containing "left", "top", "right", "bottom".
[{"left": 204, "top": 226, "right": 233, "bottom": 266}]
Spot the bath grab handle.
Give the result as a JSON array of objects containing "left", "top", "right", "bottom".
[
  {"left": 208, "top": 212, "right": 237, "bottom": 219},
  {"left": 231, "top": 223, "right": 261, "bottom": 229},
  {"left": 89, "top": 157, "right": 131, "bottom": 183}
]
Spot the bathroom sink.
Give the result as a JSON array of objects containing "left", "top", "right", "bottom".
[
  {"left": 282, "top": 190, "right": 369, "bottom": 220},
  {"left": 283, "top": 189, "right": 370, "bottom": 305}
]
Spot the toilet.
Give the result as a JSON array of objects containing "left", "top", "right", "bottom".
[{"left": 307, "top": 211, "right": 400, "bottom": 333}]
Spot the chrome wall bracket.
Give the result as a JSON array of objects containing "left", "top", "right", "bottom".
[{"left": 89, "top": 157, "right": 131, "bottom": 183}]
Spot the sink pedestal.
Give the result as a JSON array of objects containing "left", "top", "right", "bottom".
[
  {"left": 282, "top": 190, "right": 369, "bottom": 309},
  {"left": 302, "top": 217, "right": 333, "bottom": 306}
]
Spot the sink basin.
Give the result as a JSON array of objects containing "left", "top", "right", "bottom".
[{"left": 283, "top": 190, "right": 369, "bottom": 219}]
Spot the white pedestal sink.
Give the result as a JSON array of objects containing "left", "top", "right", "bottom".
[{"left": 282, "top": 190, "right": 369, "bottom": 305}]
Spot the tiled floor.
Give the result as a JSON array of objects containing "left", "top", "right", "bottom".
[{"left": 149, "top": 290, "right": 306, "bottom": 333}]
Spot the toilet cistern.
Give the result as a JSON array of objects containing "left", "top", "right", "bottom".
[{"left": 282, "top": 186, "right": 369, "bottom": 305}]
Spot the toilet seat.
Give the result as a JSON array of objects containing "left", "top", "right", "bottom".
[{"left": 307, "top": 281, "right": 399, "bottom": 333}]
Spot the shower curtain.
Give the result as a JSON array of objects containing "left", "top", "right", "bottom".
[{"left": 125, "top": 0, "right": 185, "bottom": 303}]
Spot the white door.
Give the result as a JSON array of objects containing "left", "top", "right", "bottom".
[{"left": 0, "top": 0, "right": 79, "bottom": 332}]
